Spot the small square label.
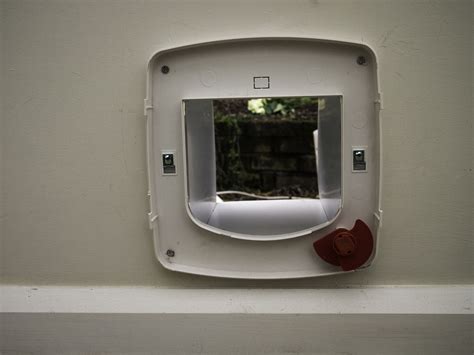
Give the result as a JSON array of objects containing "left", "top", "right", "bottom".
[
  {"left": 353, "top": 149, "right": 367, "bottom": 172},
  {"left": 253, "top": 76, "right": 270, "bottom": 89},
  {"left": 162, "top": 151, "right": 177, "bottom": 175}
]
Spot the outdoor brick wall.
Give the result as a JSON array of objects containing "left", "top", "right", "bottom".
[{"left": 215, "top": 119, "right": 318, "bottom": 197}]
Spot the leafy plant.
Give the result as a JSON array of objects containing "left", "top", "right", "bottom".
[{"left": 247, "top": 97, "right": 318, "bottom": 119}]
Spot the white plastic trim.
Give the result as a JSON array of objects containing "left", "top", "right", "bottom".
[{"left": 145, "top": 36, "right": 383, "bottom": 278}]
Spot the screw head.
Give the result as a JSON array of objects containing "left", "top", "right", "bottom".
[
  {"left": 161, "top": 65, "right": 170, "bottom": 74},
  {"left": 356, "top": 56, "right": 367, "bottom": 66},
  {"left": 166, "top": 249, "right": 175, "bottom": 257}
]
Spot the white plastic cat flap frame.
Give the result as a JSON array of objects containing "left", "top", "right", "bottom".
[{"left": 145, "top": 37, "right": 382, "bottom": 279}]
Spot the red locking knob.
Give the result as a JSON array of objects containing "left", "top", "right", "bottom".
[
  {"left": 333, "top": 232, "right": 356, "bottom": 256},
  {"left": 313, "top": 219, "right": 374, "bottom": 271}
]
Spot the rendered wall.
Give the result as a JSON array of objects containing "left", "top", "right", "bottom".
[
  {"left": 1, "top": 0, "right": 472, "bottom": 287},
  {"left": 0, "top": 1, "right": 4, "bottom": 248}
]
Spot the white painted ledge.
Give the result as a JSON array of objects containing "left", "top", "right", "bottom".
[
  {"left": 1, "top": 285, "right": 472, "bottom": 314},
  {"left": 1, "top": 285, "right": 472, "bottom": 354}
]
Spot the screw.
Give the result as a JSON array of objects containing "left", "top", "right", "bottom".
[
  {"left": 356, "top": 56, "right": 367, "bottom": 66},
  {"left": 161, "top": 65, "right": 170, "bottom": 74},
  {"left": 166, "top": 249, "right": 175, "bottom": 257}
]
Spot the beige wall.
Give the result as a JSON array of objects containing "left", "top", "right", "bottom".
[
  {"left": 1, "top": 0, "right": 472, "bottom": 287},
  {"left": 0, "top": 1, "right": 4, "bottom": 248}
]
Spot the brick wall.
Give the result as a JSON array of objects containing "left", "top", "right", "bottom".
[{"left": 215, "top": 119, "right": 318, "bottom": 197}]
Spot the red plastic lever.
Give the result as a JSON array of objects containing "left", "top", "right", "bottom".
[{"left": 313, "top": 219, "right": 374, "bottom": 271}]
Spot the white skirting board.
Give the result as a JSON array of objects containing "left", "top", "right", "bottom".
[{"left": 1, "top": 286, "right": 472, "bottom": 354}]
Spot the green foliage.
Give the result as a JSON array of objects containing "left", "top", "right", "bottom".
[
  {"left": 214, "top": 116, "right": 260, "bottom": 192},
  {"left": 247, "top": 97, "right": 318, "bottom": 118},
  {"left": 213, "top": 97, "right": 319, "bottom": 199}
]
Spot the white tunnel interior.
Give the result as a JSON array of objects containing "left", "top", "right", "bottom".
[{"left": 183, "top": 96, "right": 342, "bottom": 238}]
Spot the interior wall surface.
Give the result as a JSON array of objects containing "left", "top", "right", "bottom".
[{"left": 0, "top": 0, "right": 472, "bottom": 287}]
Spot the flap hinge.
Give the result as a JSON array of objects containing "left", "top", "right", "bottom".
[
  {"left": 148, "top": 212, "right": 158, "bottom": 230},
  {"left": 374, "top": 209, "right": 383, "bottom": 228},
  {"left": 375, "top": 92, "right": 383, "bottom": 110},
  {"left": 144, "top": 98, "right": 153, "bottom": 116}
]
